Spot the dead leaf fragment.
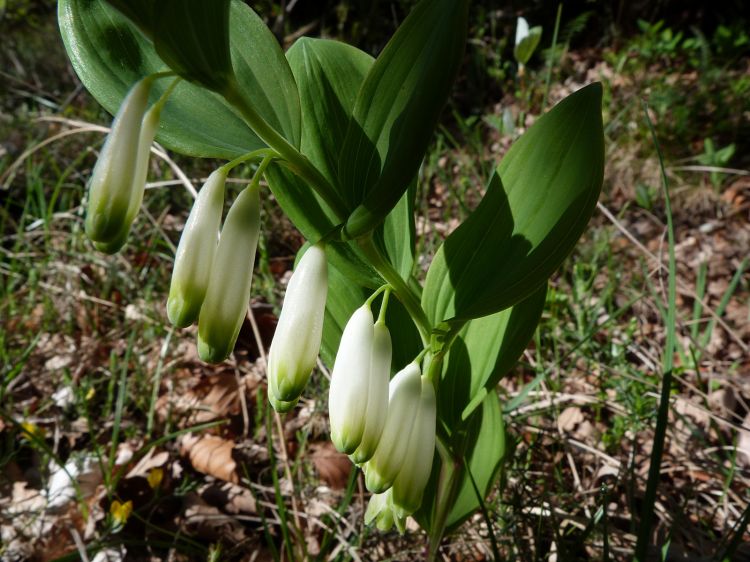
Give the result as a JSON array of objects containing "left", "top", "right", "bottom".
[
  {"left": 309, "top": 442, "right": 351, "bottom": 490},
  {"left": 182, "top": 435, "right": 239, "bottom": 483}
]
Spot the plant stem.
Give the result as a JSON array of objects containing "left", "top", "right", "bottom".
[
  {"left": 428, "top": 434, "right": 462, "bottom": 561},
  {"left": 357, "top": 234, "right": 431, "bottom": 345},
  {"left": 222, "top": 79, "right": 348, "bottom": 220}
]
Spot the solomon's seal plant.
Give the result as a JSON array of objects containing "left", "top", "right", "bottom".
[{"left": 60, "top": 0, "right": 604, "bottom": 554}]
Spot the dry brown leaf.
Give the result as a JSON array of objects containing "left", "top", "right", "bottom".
[
  {"left": 126, "top": 449, "right": 169, "bottom": 479},
  {"left": 156, "top": 372, "right": 240, "bottom": 425},
  {"left": 557, "top": 406, "right": 584, "bottom": 433},
  {"left": 200, "top": 482, "right": 256, "bottom": 515},
  {"left": 182, "top": 492, "right": 246, "bottom": 543},
  {"left": 309, "top": 442, "right": 351, "bottom": 490},
  {"left": 182, "top": 435, "right": 239, "bottom": 483},
  {"left": 737, "top": 412, "right": 750, "bottom": 468}
]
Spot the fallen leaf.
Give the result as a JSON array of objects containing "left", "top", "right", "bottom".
[
  {"left": 309, "top": 442, "right": 351, "bottom": 490},
  {"left": 182, "top": 435, "right": 239, "bottom": 484}
]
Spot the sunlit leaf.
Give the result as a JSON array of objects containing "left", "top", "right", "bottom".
[
  {"left": 423, "top": 83, "right": 604, "bottom": 323},
  {"left": 59, "top": 0, "right": 300, "bottom": 158},
  {"left": 339, "top": 0, "right": 469, "bottom": 238}
]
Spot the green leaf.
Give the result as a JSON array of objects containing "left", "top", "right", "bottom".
[
  {"left": 153, "top": 0, "right": 233, "bottom": 93},
  {"left": 422, "top": 83, "right": 604, "bottom": 323},
  {"left": 59, "top": 0, "right": 300, "bottom": 158},
  {"left": 105, "top": 0, "right": 154, "bottom": 39},
  {"left": 378, "top": 182, "right": 416, "bottom": 280},
  {"left": 320, "top": 259, "right": 420, "bottom": 374},
  {"left": 446, "top": 392, "right": 507, "bottom": 531},
  {"left": 265, "top": 37, "right": 415, "bottom": 292},
  {"left": 340, "top": 0, "right": 469, "bottom": 238},
  {"left": 286, "top": 38, "right": 374, "bottom": 189},
  {"left": 514, "top": 25, "right": 543, "bottom": 65},
  {"left": 414, "top": 392, "right": 507, "bottom": 533},
  {"left": 439, "top": 283, "right": 546, "bottom": 429}
]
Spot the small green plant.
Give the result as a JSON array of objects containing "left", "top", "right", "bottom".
[
  {"left": 695, "top": 138, "right": 736, "bottom": 190},
  {"left": 58, "top": 0, "right": 604, "bottom": 555}
]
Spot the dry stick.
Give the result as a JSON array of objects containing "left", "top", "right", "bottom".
[
  {"left": 245, "top": 303, "right": 308, "bottom": 546},
  {"left": 596, "top": 202, "right": 748, "bottom": 354}
]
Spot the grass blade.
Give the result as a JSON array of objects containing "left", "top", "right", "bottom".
[{"left": 633, "top": 100, "right": 678, "bottom": 562}]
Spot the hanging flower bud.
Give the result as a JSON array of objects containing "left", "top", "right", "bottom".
[
  {"left": 94, "top": 100, "right": 164, "bottom": 254},
  {"left": 328, "top": 305, "right": 374, "bottom": 454},
  {"left": 391, "top": 375, "right": 436, "bottom": 516},
  {"left": 364, "top": 490, "right": 396, "bottom": 532},
  {"left": 267, "top": 244, "right": 328, "bottom": 411},
  {"left": 85, "top": 77, "right": 154, "bottom": 245},
  {"left": 350, "top": 320, "right": 391, "bottom": 464},
  {"left": 167, "top": 169, "right": 227, "bottom": 327},
  {"left": 325, "top": 292, "right": 394, "bottom": 460},
  {"left": 363, "top": 362, "right": 422, "bottom": 493},
  {"left": 197, "top": 184, "right": 260, "bottom": 363}
]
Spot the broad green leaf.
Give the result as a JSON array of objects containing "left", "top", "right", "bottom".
[
  {"left": 318, "top": 256, "right": 368, "bottom": 369},
  {"left": 422, "top": 83, "right": 604, "bottom": 323},
  {"left": 439, "top": 284, "right": 546, "bottom": 429},
  {"left": 445, "top": 391, "right": 507, "bottom": 531},
  {"left": 266, "top": 37, "right": 415, "bottom": 291},
  {"left": 339, "top": 0, "right": 469, "bottom": 238},
  {"left": 105, "top": 0, "right": 153, "bottom": 39},
  {"left": 59, "top": 0, "right": 300, "bottom": 158},
  {"left": 415, "top": 392, "right": 507, "bottom": 533},
  {"left": 153, "top": 0, "right": 233, "bottom": 93},
  {"left": 286, "top": 38, "right": 373, "bottom": 189},
  {"left": 378, "top": 182, "right": 417, "bottom": 280}
]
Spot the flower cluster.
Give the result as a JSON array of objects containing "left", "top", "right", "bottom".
[
  {"left": 84, "top": 77, "right": 266, "bottom": 364},
  {"left": 84, "top": 77, "right": 435, "bottom": 532},
  {"left": 329, "top": 302, "right": 436, "bottom": 531}
]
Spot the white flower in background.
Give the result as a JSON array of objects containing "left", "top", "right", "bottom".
[
  {"left": 514, "top": 16, "right": 543, "bottom": 67},
  {"left": 167, "top": 169, "right": 227, "bottom": 328},
  {"left": 266, "top": 243, "right": 328, "bottom": 410},
  {"left": 197, "top": 184, "right": 261, "bottom": 363}
]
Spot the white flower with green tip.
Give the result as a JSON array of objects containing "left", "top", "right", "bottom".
[
  {"left": 85, "top": 77, "right": 154, "bottom": 245},
  {"left": 391, "top": 375, "right": 436, "bottom": 515},
  {"left": 328, "top": 304, "right": 391, "bottom": 457},
  {"left": 363, "top": 361, "right": 422, "bottom": 493},
  {"left": 267, "top": 243, "right": 328, "bottom": 411},
  {"left": 197, "top": 184, "right": 261, "bottom": 363},
  {"left": 167, "top": 169, "right": 227, "bottom": 328}
]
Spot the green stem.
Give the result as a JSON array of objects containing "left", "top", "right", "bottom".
[
  {"left": 222, "top": 79, "right": 348, "bottom": 220},
  {"left": 221, "top": 148, "right": 279, "bottom": 174},
  {"left": 428, "top": 433, "right": 461, "bottom": 561},
  {"left": 357, "top": 234, "right": 431, "bottom": 344}
]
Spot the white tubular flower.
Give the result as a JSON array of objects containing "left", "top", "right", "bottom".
[
  {"left": 93, "top": 100, "right": 163, "bottom": 254},
  {"left": 363, "top": 362, "right": 422, "bottom": 493},
  {"left": 391, "top": 375, "right": 437, "bottom": 516},
  {"left": 197, "top": 184, "right": 260, "bottom": 363},
  {"left": 266, "top": 243, "right": 328, "bottom": 411},
  {"left": 364, "top": 490, "right": 396, "bottom": 532},
  {"left": 350, "top": 320, "right": 391, "bottom": 464},
  {"left": 85, "top": 77, "right": 154, "bottom": 245},
  {"left": 167, "top": 169, "right": 227, "bottom": 328},
  {"left": 328, "top": 305, "right": 375, "bottom": 454}
]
